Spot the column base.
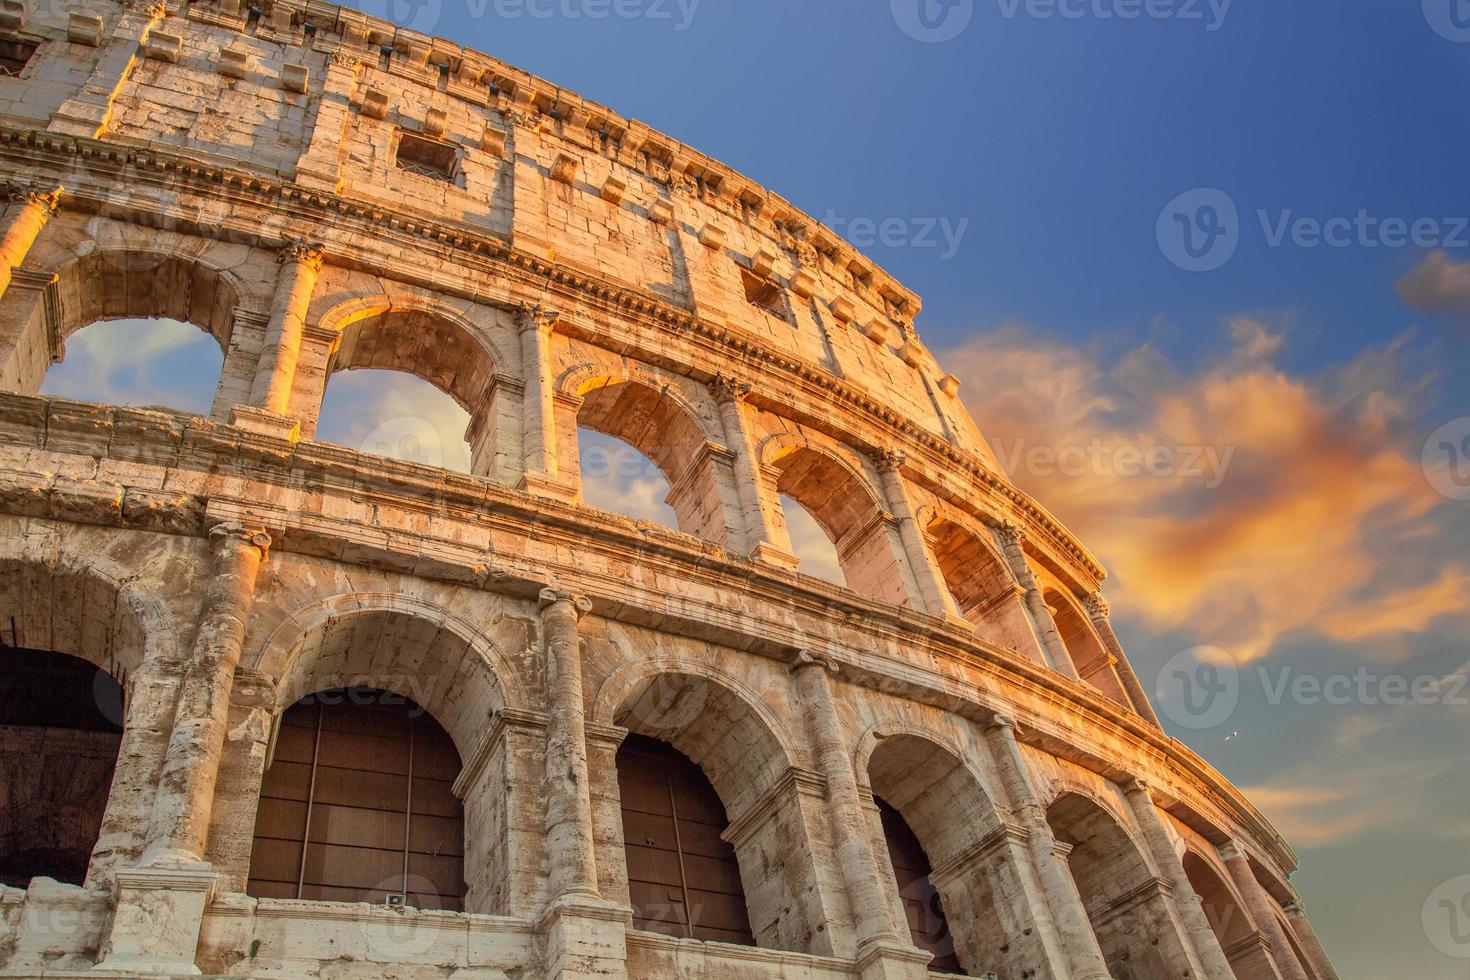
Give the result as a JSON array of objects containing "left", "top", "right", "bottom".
[
  {"left": 536, "top": 896, "right": 633, "bottom": 980},
  {"left": 750, "top": 540, "right": 801, "bottom": 571},
  {"left": 92, "top": 866, "right": 217, "bottom": 976},
  {"left": 228, "top": 405, "right": 301, "bottom": 441},
  {"left": 853, "top": 939, "right": 934, "bottom": 980},
  {"left": 519, "top": 470, "right": 580, "bottom": 502}
]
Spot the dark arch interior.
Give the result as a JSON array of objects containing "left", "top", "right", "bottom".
[
  {"left": 616, "top": 733, "right": 754, "bottom": 946},
  {"left": 0, "top": 647, "right": 124, "bottom": 887},
  {"left": 875, "top": 797, "right": 964, "bottom": 974},
  {"left": 246, "top": 688, "right": 465, "bottom": 909}
]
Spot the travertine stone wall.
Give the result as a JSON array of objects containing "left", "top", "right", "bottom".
[{"left": 0, "top": 3, "right": 1337, "bottom": 979}]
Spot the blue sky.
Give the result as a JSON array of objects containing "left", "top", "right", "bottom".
[{"left": 40, "top": 1, "right": 1470, "bottom": 974}]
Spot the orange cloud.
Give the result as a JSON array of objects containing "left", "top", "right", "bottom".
[{"left": 945, "top": 318, "right": 1464, "bottom": 661}]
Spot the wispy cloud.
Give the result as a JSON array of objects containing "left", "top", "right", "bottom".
[{"left": 1397, "top": 251, "right": 1470, "bottom": 325}]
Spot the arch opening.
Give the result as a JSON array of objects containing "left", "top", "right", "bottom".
[
  {"left": 925, "top": 518, "right": 1037, "bottom": 653},
  {"left": 316, "top": 368, "right": 473, "bottom": 473},
  {"left": 1182, "top": 852, "right": 1256, "bottom": 977},
  {"left": 768, "top": 446, "right": 906, "bottom": 605},
  {"left": 40, "top": 317, "right": 223, "bottom": 417},
  {"left": 1046, "top": 792, "right": 1185, "bottom": 978},
  {"left": 1044, "top": 588, "right": 1131, "bottom": 706},
  {"left": 246, "top": 687, "right": 465, "bottom": 909},
  {"left": 572, "top": 379, "right": 722, "bottom": 542},
  {"left": 615, "top": 733, "right": 754, "bottom": 945},
  {"left": 3, "top": 251, "right": 238, "bottom": 411},
  {"left": 780, "top": 494, "right": 844, "bottom": 585}
]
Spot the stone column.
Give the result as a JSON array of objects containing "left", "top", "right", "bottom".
[
  {"left": 1283, "top": 900, "right": 1340, "bottom": 980},
  {"left": 293, "top": 53, "right": 362, "bottom": 191},
  {"left": 238, "top": 240, "right": 324, "bottom": 434},
  {"left": 518, "top": 303, "right": 561, "bottom": 493},
  {"left": 791, "top": 651, "right": 932, "bottom": 980},
  {"left": 143, "top": 524, "right": 272, "bottom": 867},
  {"left": 49, "top": 0, "right": 167, "bottom": 137},
  {"left": 1219, "top": 842, "right": 1311, "bottom": 980},
  {"left": 1121, "top": 780, "right": 1236, "bottom": 980},
  {"left": 982, "top": 716, "right": 1112, "bottom": 980},
  {"left": 97, "top": 524, "right": 270, "bottom": 976},
  {"left": 874, "top": 450, "right": 963, "bottom": 623},
  {"left": 539, "top": 587, "right": 599, "bottom": 902},
  {"left": 994, "top": 522, "right": 1080, "bottom": 680},
  {"left": 711, "top": 375, "right": 796, "bottom": 566},
  {"left": 1082, "top": 591, "right": 1163, "bottom": 727},
  {"left": 0, "top": 182, "right": 62, "bottom": 301}
]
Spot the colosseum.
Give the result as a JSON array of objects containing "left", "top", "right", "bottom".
[{"left": 0, "top": 2, "right": 1340, "bottom": 978}]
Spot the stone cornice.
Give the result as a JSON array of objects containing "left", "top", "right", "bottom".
[{"left": 0, "top": 127, "right": 1106, "bottom": 586}]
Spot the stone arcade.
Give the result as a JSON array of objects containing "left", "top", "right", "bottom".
[{"left": 0, "top": 1, "right": 1338, "bottom": 977}]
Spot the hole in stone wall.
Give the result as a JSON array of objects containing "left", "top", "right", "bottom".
[
  {"left": 395, "top": 131, "right": 458, "bottom": 182},
  {"left": 315, "top": 369, "right": 472, "bottom": 473},
  {"left": 40, "top": 317, "right": 222, "bottom": 416},
  {"left": 740, "top": 269, "right": 787, "bottom": 319},
  {"left": 0, "top": 38, "right": 38, "bottom": 78},
  {"left": 780, "top": 494, "right": 845, "bottom": 586},
  {"left": 578, "top": 428, "right": 678, "bottom": 529}
]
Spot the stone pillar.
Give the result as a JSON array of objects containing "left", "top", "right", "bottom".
[
  {"left": 1219, "top": 842, "right": 1312, "bottom": 980},
  {"left": 97, "top": 524, "right": 270, "bottom": 976},
  {"left": 293, "top": 53, "right": 362, "bottom": 191},
  {"left": 49, "top": 0, "right": 167, "bottom": 137},
  {"left": 143, "top": 524, "right": 272, "bottom": 867},
  {"left": 712, "top": 375, "right": 797, "bottom": 566},
  {"left": 791, "top": 651, "right": 931, "bottom": 980},
  {"left": 994, "top": 522, "right": 1080, "bottom": 680},
  {"left": 536, "top": 589, "right": 630, "bottom": 980},
  {"left": 982, "top": 715, "right": 1112, "bottom": 980},
  {"left": 1082, "top": 591, "right": 1163, "bottom": 727},
  {"left": 518, "top": 303, "right": 562, "bottom": 494},
  {"left": 0, "top": 182, "right": 62, "bottom": 302},
  {"left": 874, "top": 450, "right": 964, "bottom": 623},
  {"left": 539, "top": 587, "right": 600, "bottom": 902},
  {"left": 234, "top": 241, "right": 324, "bottom": 437},
  {"left": 1283, "top": 900, "right": 1340, "bottom": 980},
  {"left": 1121, "top": 780, "right": 1236, "bottom": 980}
]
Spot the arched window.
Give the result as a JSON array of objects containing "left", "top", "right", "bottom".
[
  {"left": 316, "top": 369, "right": 473, "bottom": 473},
  {"left": 40, "top": 317, "right": 222, "bottom": 416},
  {"left": 0, "top": 647, "right": 124, "bottom": 887},
  {"left": 577, "top": 427, "right": 678, "bottom": 528},
  {"left": 767, "top": 445, "right": 908, "bottom": 605},
  {"left": 1044, "top": 589, "right": 1132, "bottom": 706},
  {"left": 1182, "top": 852, "right": 1256, "bottom": 975},
  {"left": 875, "top": 798, "right": 963, "bottom": 974},
  {"left": 924, "top": 517, "right": 1037, "bottom": 653},
  {"left": 247, "top": 688, "right": 465, "bottom": 910},
  {"left": 615, "top": 734, "right": 753, "bottom": 945},
  {"left": 779, "top": 494, "right": 845, "bottom": 585}
]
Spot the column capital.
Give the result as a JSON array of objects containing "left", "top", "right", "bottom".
[
  {"left": 538, "top": 586, "right": 592, "bottom": 618},
  {"left": 876, "top": 447, "right": 906, "bottom": 474},
  {"left": 278, "top": 238, "right": 325, "bottom": 269},
  {"left": 711, "top": 373, "right": 752, "bottom": 404},
  {"left": 995, "top": 519, "right": 1026, "bottom": 548},
  {"left": 1217, "top": 838, "right": 1246, "bottom": 863},
  {"left": 788, "top": 648, "right": 841, "bottom": 675},
  {"left": 516, "top": 301, "right": 559, "bottom": 334},
  {"left": 5, "top": 181, "right": 64, "bottom": 212},
  {"left": 1083, "top": 590, "right": 1110, "bottom": 619},
  {"left": 984, "top": 712, "right": 1017, "bottom": 735},
  {"left": 1120, "top": 775, "right": 1153, "bottom": 799},
  {"left": 208, "top": 522, "right": 271, "bottom": 559},
  {"left": 327, "top": 51, "right": 362, "bottom": 70}
]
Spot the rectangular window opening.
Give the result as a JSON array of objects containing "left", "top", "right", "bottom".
[
  {"left": 0, "top": 38, "right": 38, "bottom": 78},
  {"left": 395, "top": 132, "right": 459, "bottom": 182},
  {"left": 741, "top": 268, "right": 786, "bottom": 319}
]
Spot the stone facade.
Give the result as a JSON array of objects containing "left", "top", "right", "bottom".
[{"left": 0, "top": 2, "right": 1339, "bottom": 978}]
